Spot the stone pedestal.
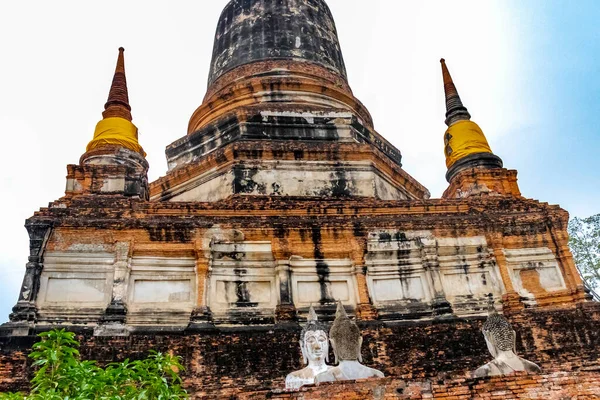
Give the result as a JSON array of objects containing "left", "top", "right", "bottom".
[
  {"left": 101, "top": 301, "right": 128, "bottom": 324},
  {"left": 7, "top": 221, "right": 52, "bottom": 326},
  {"left": 186, "top": 306, "right": 216, "bottom": 331}
]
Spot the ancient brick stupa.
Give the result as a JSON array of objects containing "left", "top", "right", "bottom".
[{"left": 1, "top": 0, "right": 599, "bottom": 398}]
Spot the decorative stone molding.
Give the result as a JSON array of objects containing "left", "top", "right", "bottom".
[
  {"left": 289, "top": 256, "right": 359, "bottom": 318},
  {"left": 7, "top": 221, "right": 52, "bottom": 333},
  {"left": 36, "top": 251, "right": 115, "bottom": 324},
  {"left": 366, "top": 231, "right": 505, "bottom": 319},
  {"left": 504, "top": 247, "right": 567, "bottom": 307},
  {"left": 101, "top": 241, "right": 133, "bottom": 324},
  {"left": 207, "top": 241, "right": 278, "bottom": 324},
  {"left": 126, "top": 256, "right": 196, "bottom": 326},
  {"left": 366, "top": 231, "right": 437, "bottom": 319}
]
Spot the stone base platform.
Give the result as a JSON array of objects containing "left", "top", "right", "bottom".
[{"left": 1, "top": 304, "right": 599, "bottom": 398}]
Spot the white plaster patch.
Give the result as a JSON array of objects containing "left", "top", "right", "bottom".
[
  {"left": 297, "top": 281, "right": 350, "bottom": 304},
  {"left": 100, "top": 177, "right": 125, "bottom": 192},
  {"left": 216, "top": 281, "right": 272, "bottom": 304},
  {"left": 67, "top": 243, "right": 111, "bottom": 252},
  {"left": 373, "top": 277, "right": 425, "bottom": 302},
  {"left": 45, "top": 278, "right": 106, "bottom": 303},
  {"left": 366, "top": 231, "right": 434, "bottom": 306},
  {"left": 133, "top": 280, "right": 192, "bottom": 303}
]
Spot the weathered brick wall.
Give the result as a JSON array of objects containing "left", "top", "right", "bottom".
[
  {"left": 1, "top": 305, "right": 599, "bottom": 398},
  {"left": 241, "top": 373, "right": 600, "bottom": 400}
]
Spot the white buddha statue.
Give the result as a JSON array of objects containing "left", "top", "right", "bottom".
[
  {"left": 473, "top": 305, "right": 541, "bottom": 378},
  {"left": 285, "top": 306, "right": 333, "bottom": 390},
  {"left": 315, "top": 301, "right": 384, "bottom": 383}
]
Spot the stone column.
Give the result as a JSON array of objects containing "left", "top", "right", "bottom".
[
  {"left": 275, "top": 260, "right": 297, "bottom": 322},
  {"left": 547, "top": 226, "right": 589, "bottom": 302},
  {"left": 9, "top": 220, "right": 52, "bottom": 329},
  {"left": 487, "top": 233, "right": 523, "bottom": 313},
  {"left": 421, "top": 237, "right": 453, "bottom": 316},
  {"left": 188, "top": 241, "right": 214, "bottom": 330},
  {"left": 352, "top": 238, "right": 378, "bottom": 321}
]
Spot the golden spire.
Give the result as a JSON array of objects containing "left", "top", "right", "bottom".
[
  {"left": 439, "top": 59, "right": 502, "bottom": 181},
  {"left": 103, "top": 47, "right": 132, "bottom": 121},
  {"left": 85, "top": 48, "right": 145, "bottom": 157}
]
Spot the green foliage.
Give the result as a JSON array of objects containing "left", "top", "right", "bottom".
[
  {"left": 0, "top": 329, "right": 188, "bottom": 400},
  {"left": 569, "top": 214, "right": 600, "bottom": 291}
]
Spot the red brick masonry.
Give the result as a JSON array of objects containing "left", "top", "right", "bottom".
[{"left": 1, "top": 304, "right": 599, "bottom": 398}]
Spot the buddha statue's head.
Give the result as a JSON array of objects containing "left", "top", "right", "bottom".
[
  {"left": 300, "top": 305, "right": 329, "bottom": 365},
  {"left": 482, "top": 308, "right": 516, "bottom": 358},
  {"left": 329, "top": 301, "right": 363, "bottom": 363}
]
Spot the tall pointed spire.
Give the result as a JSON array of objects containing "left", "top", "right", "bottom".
[
  {"left": 439, "top": 59, "right": 503, "bottom": 183},
  {"left": 440, "top": 59, "right": 471, "bottom": 126},
  {"left": 85, "top": 47, "right": 145, "bottom": 157},
  {"left": 103, "top": 47, "right": 132, "bottom": 121}
]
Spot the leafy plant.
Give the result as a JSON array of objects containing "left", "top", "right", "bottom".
[
  {"left": 0, "top": 329, "right": 188, "bottom": 400},
  {"left": 569, "top": 214, "right": 600, "bottom": 293}
]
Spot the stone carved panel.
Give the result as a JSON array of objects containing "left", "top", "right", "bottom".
[
  {"left": 127, "top": 257, "right": 196, "bottom": 326},
  {"left": 215, "top": 280, "right": 273, "bottom": 305},
  {"left": 289, "top": 257, "right": 358, "bottom": 310},
  {"left": 365, "top": 231, "right": 436, "bottom": 318},
  {"left": 37, "top": 251, "right": 115, "bottom": 322},
  {"left": 438, "top": 237, "right": 505, "bottom": 315},
  {"left": 504, "top": 247, "right": 566, "bottom": 306},
  {"left": 207, "top": 241, "right": 278, "bottom": 323},
  {"left": 366, "top": 232, "right": 505, "bottom": 318}
]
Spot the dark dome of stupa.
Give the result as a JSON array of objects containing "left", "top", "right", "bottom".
[{"left": 208, "top": 0, "right": 347, "bottom": 86}]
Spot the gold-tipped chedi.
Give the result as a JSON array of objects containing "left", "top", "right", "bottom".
[{"left": 86, "top": 47, "right": 146, "bottom": 157}]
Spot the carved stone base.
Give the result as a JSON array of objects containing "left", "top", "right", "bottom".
[
  {"left": 101, "top": 301, "right": 127, "bottom": 324},
  {"left": 9, "top": 302, "right": 38, "bottom": 323},
  {"left": 445, "top": 153, "right": 504, "bottom": 183},
  {"left": 186, "top": 307, "right": 216, "bottom": 331},
  {"left": 0, "top": 321, "right": 34, "bottom": 337}
]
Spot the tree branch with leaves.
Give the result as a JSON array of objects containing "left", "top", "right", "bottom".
[
  {"left": 0, "top": 329, "right": 188, "bottom": 400},
  {"left": 568, "top": 214, "right": 600, "bottom": 293}
]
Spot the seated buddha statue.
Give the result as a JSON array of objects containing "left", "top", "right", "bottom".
[
  {"left": 473, "top": 305, "right": 542, "bottom": 378},
  {"left": 285, "top": 305, "right": 333, "bottom": 389},
  {"left": 315, "top": 301, "right": 384, "bottom": 383}
]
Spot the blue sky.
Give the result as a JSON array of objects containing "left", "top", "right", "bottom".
[
  {"left": 495, "top": 0, "right": 600, "bottom": 217},
  {"left": 0, "top": 0, "right": 598, "bottom": 322}
]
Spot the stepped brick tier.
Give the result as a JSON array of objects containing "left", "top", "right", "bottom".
[
  {"left": 1, "top": 306, "right": 599, "bottom": 397},
  {"left": 1, "top": 0, "right": 598, "bottom": 398}
]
